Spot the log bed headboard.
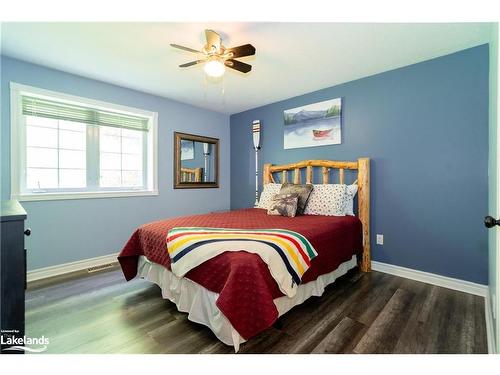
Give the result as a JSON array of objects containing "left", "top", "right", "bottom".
[
  {"left": 263, "top": 158, "right": 371, "bottom": 272},
  {"left": 180, "top": 167, "right": 202, "bottom": 182}
]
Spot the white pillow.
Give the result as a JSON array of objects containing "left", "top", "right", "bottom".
[
  {"left": 257, "top": 183, "right": 282, "bottom": 209},
  {"left": 303, "top": 184, "right": 348, "bottom": 216},
  {"left": 344, "top": 184, "right": 358, "bottom": 216}
]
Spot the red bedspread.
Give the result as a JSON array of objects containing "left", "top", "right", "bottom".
[{"left": 118, "top": 208, "right": 362, "bottom": 340}]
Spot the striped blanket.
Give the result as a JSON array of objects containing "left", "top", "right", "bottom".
[{"left": 166, "top": 227, "right": 318, "bottom": 297}]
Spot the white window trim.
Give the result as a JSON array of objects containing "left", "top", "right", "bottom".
[{"left": 10, "top": 82, "right": 159, "bottom": 201}]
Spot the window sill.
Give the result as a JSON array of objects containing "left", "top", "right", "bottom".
[{"left": 12, "top": 190, "right": 159, "bottom": 202}]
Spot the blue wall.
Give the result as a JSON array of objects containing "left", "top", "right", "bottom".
[
  {"left": 1, "top": 56, "right": 230, "bottom": 270},
  {"left": 230, "top": 45, "right": 489, "bottom": 284}
]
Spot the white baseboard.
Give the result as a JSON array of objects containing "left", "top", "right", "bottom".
[
  {"left": 485, "top": 293, "right": 497, "bottom": 354},
  {"left": 27, "top": 253, "right": 119, "bottom": 283},
  {"left": 371, "top": 261, "right": 488, "bottom": 297}
]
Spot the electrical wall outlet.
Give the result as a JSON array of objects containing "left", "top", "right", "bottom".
[{"left": 376, "top": 234, "right": 384, "bottom": 245}]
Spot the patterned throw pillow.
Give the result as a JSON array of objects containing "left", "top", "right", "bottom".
[
  {"left": 303, "top": 184, "right": 348, "bottom": 216},
  {"left": 257, "top": 183, "right": 282, "bottom": 209},
  {"left": 267, "top": 193, "right": 299, "bottom": 217},
  {"left": 279, "top": 183, "right": 314, "bottom": 215},
  {"left": 344, "top": 184, "right": 358, "bottom": 216}
]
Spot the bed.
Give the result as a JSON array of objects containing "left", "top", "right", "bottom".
[{"left": 118, "top": 159, "right": 370, "bottom": 351}]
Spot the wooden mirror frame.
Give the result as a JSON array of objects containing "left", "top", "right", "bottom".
[{"left": 174, "top": 132, "right": 219, "bottom": 189}]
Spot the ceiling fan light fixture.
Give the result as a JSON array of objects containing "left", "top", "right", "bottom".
[
  {"left": 204, "top": 59, "right": 225, "bottom": 78},
  {"left": 173, "top": 30, "right": 255, "bottom": 75}
]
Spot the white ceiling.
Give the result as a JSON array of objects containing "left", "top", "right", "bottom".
[{"left": 1, "top": 22, "right": 493, "bottom": 114}]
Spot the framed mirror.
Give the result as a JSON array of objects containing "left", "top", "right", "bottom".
[{"left": 174, "top": 132, "right": 219, "bottom": 189}]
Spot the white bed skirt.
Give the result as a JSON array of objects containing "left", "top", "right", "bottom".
[{"left": 137, "top": 254, "right": 357, "bottom": 352}]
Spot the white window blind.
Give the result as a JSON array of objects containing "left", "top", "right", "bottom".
[{"left": 21, "top": 95, "right": 150, "bottom": 131}]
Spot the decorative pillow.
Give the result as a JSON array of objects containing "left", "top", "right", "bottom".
[
  {"left": 344, "top": 184, "right": 358, "bottom": 216},
  {"left": 303, "top": 184, "right": 348, "bottom": 216},
  {"left": 267, "top": 193, "right": 299, "bottom": 217},
  {"left": 279, "top": 183, "right": 314, "bottom": 215},
  {"left": 257, "top": 183, "right": 282, "bottom": 209}
]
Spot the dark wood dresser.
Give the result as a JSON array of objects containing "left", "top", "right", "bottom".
[{"left": 1, "top": 200, "right": 28, "bottom": 354}]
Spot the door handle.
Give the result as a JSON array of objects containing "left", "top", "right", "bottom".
[{"left": 484, "top": 216, "right": 500, "bottom": 228}]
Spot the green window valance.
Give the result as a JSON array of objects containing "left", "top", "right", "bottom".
[{"left": 22, "top": 95, "right": 150, "bottom": 132}]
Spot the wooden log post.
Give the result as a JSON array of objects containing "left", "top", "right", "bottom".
[
  {"left": 306, "top": 166, "right": 313, "bottom": 184},
  {"left": 357, "top": 158, "right": 371, "bottom": 272},
  {"left": 322, "top": 167, "right": 329, "bottom": 184},
  {"left": 263, "top": 163, "right": 272, "bottom": 185},
  {"left": 294, "top": 168, "right": 301, "bottom": 184},
  {"left": 194, "top": 168, "right": 202, "bottom": 182}
]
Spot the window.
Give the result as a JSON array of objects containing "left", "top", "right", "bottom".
[
  {"left": 99, "top": 127, "right": 145, "bottom": 188},
  {"left": 10, "top": 83, "right": 158, "bottom": 201}
]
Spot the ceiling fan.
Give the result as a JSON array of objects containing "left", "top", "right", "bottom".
[{"left": 171, "top": 29, "right": 256, "bottom": 78}]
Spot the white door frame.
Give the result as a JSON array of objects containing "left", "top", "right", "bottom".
[
  {"left": 486, "top": 22, "right": 500, "bottom": 354},
  {"left": 493, "top": 22, "right": 500, "bottom": 353},
  {"left": 496, "top": 37, "right": 500, "bottom": 354}
]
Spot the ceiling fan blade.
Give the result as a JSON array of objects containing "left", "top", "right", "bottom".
[
  {"left": 226, "top": 44, "right": 256, "bottom": 58},
  {"left": 170, "top": 44, "right": 202, "bottom": 54},
  {"left": 179, "top": 60, "right": 205, "bottom": 67},
  {"left": 225, "top": 59, "right": 252, "bottom": 73},
  {"left": 205, "top": 29, "right": 221, "bottom": 53}
]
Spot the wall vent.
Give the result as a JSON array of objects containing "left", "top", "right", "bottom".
[{"left": 87, "top": 263, "right": 115, "bottom": 273}]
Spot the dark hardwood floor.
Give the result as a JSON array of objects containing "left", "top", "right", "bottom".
[{"left": 25, "top": 267, "right": 488, "bottom": 354}]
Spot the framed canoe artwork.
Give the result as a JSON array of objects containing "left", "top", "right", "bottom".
[
  {"left": 283, "top": 97, "right": 342, "bottom": 149},
  {"left": 180, "top": 140, "right": 195, "bottom": 160}
]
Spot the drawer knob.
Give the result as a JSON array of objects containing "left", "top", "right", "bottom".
[{"left": 24, "top": 228, "right": 31, "bottom": 236}]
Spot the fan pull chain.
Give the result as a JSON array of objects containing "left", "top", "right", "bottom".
[
  {"left": 203, "top": 73, "right": 208, "bottom": 101},
  {"left": 221, "top": 74, "right": 226, "bottom": 105}
]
